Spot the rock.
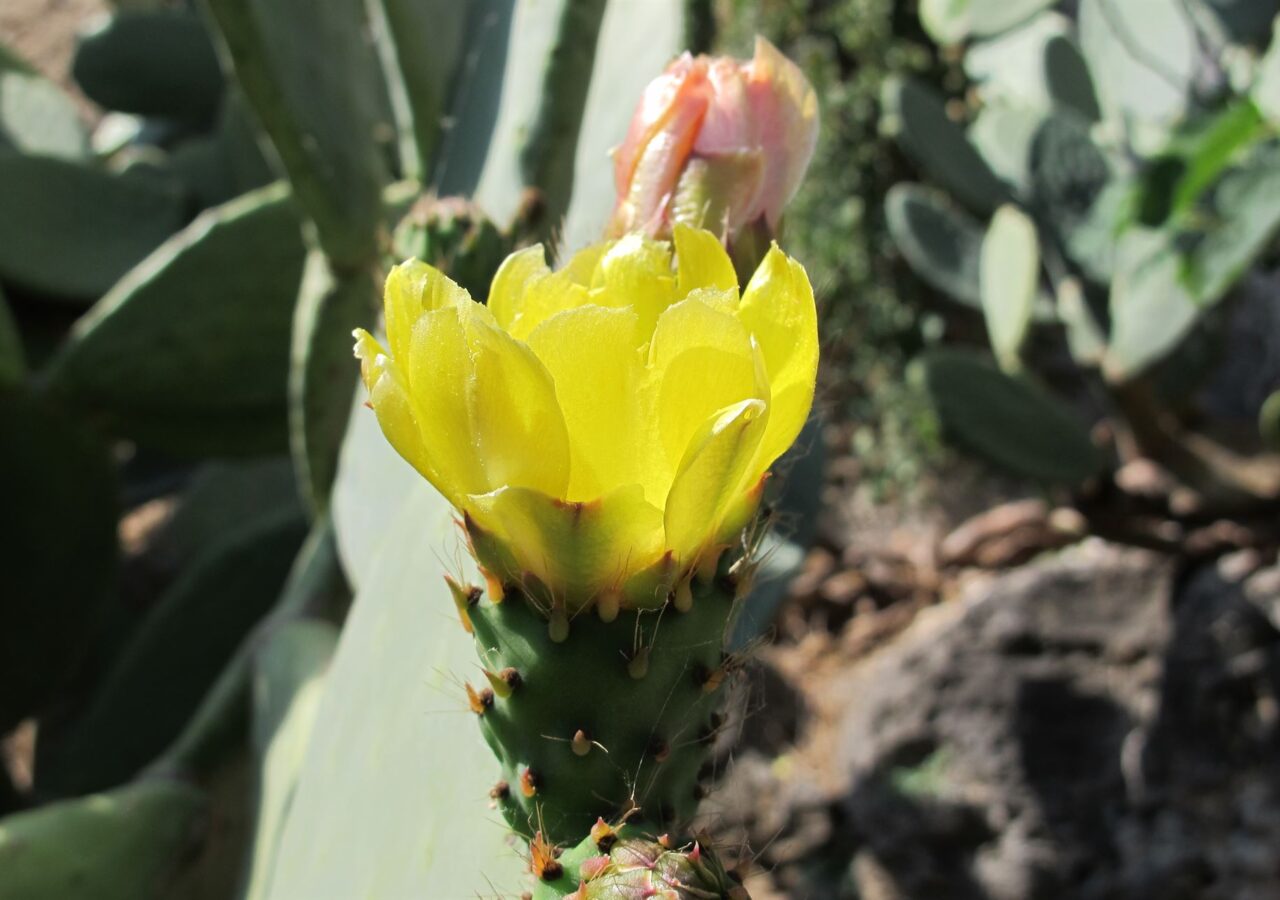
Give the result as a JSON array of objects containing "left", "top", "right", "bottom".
[
  {"left": 939, "top": 499, "right": 1083, "bottom": 569},
  {"left": 706, "top": 538, "right": 1280, "bottom": 898}
]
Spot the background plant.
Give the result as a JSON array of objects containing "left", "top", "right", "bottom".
[{"left": 882, "top": 0, "right": 1280, "bottom": 537}]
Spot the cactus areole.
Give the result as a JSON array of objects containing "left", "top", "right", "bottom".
[{"left": 353, "top": 225, "right": 816, "bottom": 883}]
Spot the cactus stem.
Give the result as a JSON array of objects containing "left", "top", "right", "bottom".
[
  {"left": 521, "top": 767, "right": 540, "bottom": 798},
  {"left": 596, "top": 588, "right": 621, "bottom": 623},
  {"left": 649, "top": 737, "right": 671, "bottom": 764},
  {"left": 672, "top": 578, "right": 694, "bottom": 613},
  {"left": 548, "top": 607, "right": 570, "bottom": 643},
  {"left": 571, "top": 729, "right": 592, "bottom": 757},
  {"left": 693, "top": 783, "right": 709, "bottom": 800},
  {"left": 465, "top": 682, "right": 494, "bottom": 715},
  {"left": 627, "top": 647, "right": 650, "bottom": 680}
]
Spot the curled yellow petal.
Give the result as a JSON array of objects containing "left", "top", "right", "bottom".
[
  {"left": 736, "top": 243, "right": 818, "bottom": 473},
  {"left": 648, "top": 297, "right": 766, "bottom": 492},
  {"left": 663, "top": 398, "right": 768, "bottom": 565}
]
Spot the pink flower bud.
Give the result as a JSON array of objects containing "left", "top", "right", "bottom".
[{"left": 608, "top": 36, "right": 818, "bottom": 245}]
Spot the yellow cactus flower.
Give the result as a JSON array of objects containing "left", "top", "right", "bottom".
[{"left": 354, "top": 224, "right": 817, "bottom": 614}]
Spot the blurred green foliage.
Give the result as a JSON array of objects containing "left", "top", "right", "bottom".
[{"left": 719, "top": 0, "right": 949, "bottom": 497}]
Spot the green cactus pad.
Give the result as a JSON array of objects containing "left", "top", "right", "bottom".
[
  {"left": 531, "top": 823, "right": 745, "bottom": 899},
  {"left": 72, "top": 10, "right": 224, "bottom": 121},
  {"left": 919, "top": 347, "right": 1108, "bottom": 483},
  {"left": 468, "top": 577, "right": 739, "bottom": 845}
]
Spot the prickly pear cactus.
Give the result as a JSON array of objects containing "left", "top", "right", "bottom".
[
  {"left": 463, "top": 563, "right": 746, "bottom": 842},
  {"left": 530, "top": 822, "right": 746, "bottom": 899}
]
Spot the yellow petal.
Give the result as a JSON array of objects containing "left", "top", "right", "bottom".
[
  {"left": 487, "top": 243, "right": 589, "bottom": 340},
  {"left": 663, "top": 399, "right": 768, "bottom": 564},
  {"left": 673, "top": 222, "right": 737, "bottom": 297},
  {"left": 353, "top": 329, "right": 441, "bottom": 490},
  {"left": 467, "top": 484, "right": 664, "bottom": 612},
  {"left": 525, "top": 305, "right": 652, "bottom": 501},
  {"left": 647, "top": 297, "right": 766, "bottom": 494},
  {"left": 404, "top": 307, "right": 489, "bottom": 498},
  {"left": 487, "top": 244, "right": 548, "bottom": 331},
  {"left": 561, "top": 241, "right": 611, "bottom": 286},
  {"left": 590, "top": 234, "right": 677, "bottom": 337},
  {"left": 736, "top": 244, "right": 818, "bottom": 473},
  {"left": 462, "top": 312, "right": 571, "bottom": 496},
  {"left": 383, "top": 259, "right": 471, "bottom": 363}
]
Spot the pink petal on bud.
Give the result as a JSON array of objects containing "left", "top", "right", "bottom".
[
  {"left": 745, "top": 36, "right": 819, "bottom": 228},
  {"left": 609, "top": 60, "right": 711, "bottom": 237}
]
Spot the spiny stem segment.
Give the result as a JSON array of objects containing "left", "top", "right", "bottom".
[
  {"left": 466, "top": 574, "right": 739, "bottom": 845},
  {"left": 529, "top": 822, "right": 747, "bottom": 899}
]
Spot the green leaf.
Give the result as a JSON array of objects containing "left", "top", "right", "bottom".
[
  {"left": 1055, "top": 277, "right": 1108, "bottom": 367},
  {"left": 881, "top": 76, "right": 1010, "bottom": 216},
  {"left": 519, "top": 0, "right": 608, "bottom": 231},
  {"left": 919, "top": 347, "right": 1107, "bottom": 483},
  {"left": 1029, "top": 111, "right": 1113, "bottom": 270},
  {"left": 0, "top": 390, "right": 118, "bottom": 734},
  {"left": 1164, "top": 99, "right": 1266, "bottom": 219},
  {"left": 1079, "top": 0, "right": 1197, "bottom": 125},
  {"left": 73, "top": 10, "right": 223, "bottom": 120},
  {"left": 1203, "top": 0, "right": 1280, "bottom": 44},
  {"left": 264, "top": 481, "right": 524, "bottom": 897},
  {"left": 1255, "top": 16, "right": 1280, "bottom": 127},
  {"left": 0, "top": 155, "right": 184, "bottom": 301},
  {"left": 980, "top": 204, "right": 1040, "bottom": 372},
  {"left": 561, "top": 0, "right": 684, "bottom": 250},
  {"left": 920, "top": 0, "right": 1056, "bottom": 44},
  {"left": 1183, "top": 143, "right": 1280, "bottom": 306},
  {"left": 288, "top": 249, "right": 376, "bottom": 512},
  {"left": 885, "top": 182, "right": 984, "bottom": 308},
  {"left": 367, "top": 0, "right": 467, "bottom": 181},
  {"left": 0, "top": 43, "right": 88, "bottom": 158},
  {"left": 203, "top": 0, "right": 391, "bottom": 267},
  {"left": 969, "top": 102, "right": 1046, "bottom": 193},
  {"left": 1106, "top": 228, "right": 1199, "bottom": 381},
  {"left": 964, "top": 11, "right": 1070, "bottom": 109},
  {"left": 0, "top": 779, "right": 205, "bottom": 900},
  {"left": 434, "top": 0, "right": 684, "bottom": 250},
  {"left": 47, "top": 182, "right": 306, "bottom": 456},
  {"left": 0, "top": 283, "right": 23, "bottom": 387},
  {"left": 242, "top": 619, "right": 338, "bottom": 900},
  {"left": 1043, "top": 35, "right": 1101, "bottom": 122},
  {"left": 35, "top": 509, "right": 308, "bottom": 796}
]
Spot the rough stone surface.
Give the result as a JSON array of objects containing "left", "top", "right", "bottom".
[{"left": 701, "top": 540, "right": 1280, "bottom": 899}]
